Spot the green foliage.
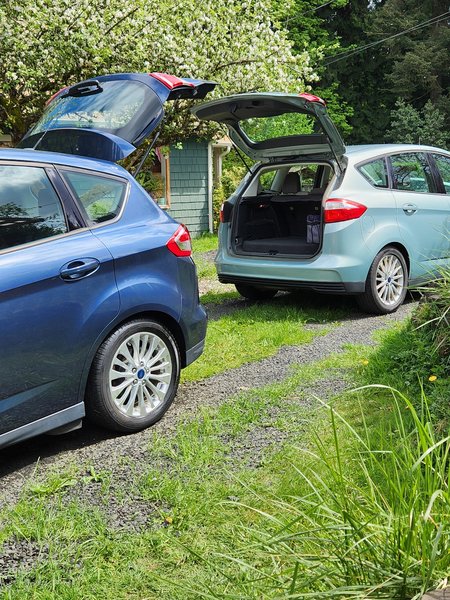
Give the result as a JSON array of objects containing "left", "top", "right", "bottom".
[
  {"left": 135, "top": 170, "right": 162, "bottom": 194},
  {"left": 187, "top": 390, "right": 450, "bottom": 599},
  {"left": 388, "top": 100, "right": 448, "bottom": 148},
  {"left": 361, "top": 269, "right": 450, "bottom": 428},
  {"left": 274, "top": 0, "right": 354, "bottom": 136},
  {"left": 212, "top": 154, "right": 245, "bottom": 231},
  {"left": 319, "top": 0, "right": 450, "bottom": 144},
  {"left": 0, "top": 0, "right": 317, "bottom": 143}
]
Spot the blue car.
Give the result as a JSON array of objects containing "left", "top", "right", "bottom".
[
  {"left": 193, "top": 92, "right": 450, "bottom": 314},
  {"left": 0, "top": 72, "right": 215, "bottom": 449}
]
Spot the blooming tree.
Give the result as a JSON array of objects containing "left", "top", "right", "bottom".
[{"left": 0, "top": 0, "right": 317, "bottom": 143}]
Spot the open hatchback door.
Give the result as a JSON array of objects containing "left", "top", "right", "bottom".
[
  {"left": 192, "top": 92, "right": 345, "bottom": 168},
  {"left": 19, "top": 73, "right": 216, "bottom": 162}
]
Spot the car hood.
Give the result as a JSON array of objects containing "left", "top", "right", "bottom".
[
  {"left": 18, "top": 73, "right": 216, "bottom": 162},
  {"left": 191, "top": 92, "right": 346, "bottom": 165}
]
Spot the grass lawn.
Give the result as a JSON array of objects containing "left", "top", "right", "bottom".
[{"left": 1, "top": 241, "right": 448, "bottom": 598}]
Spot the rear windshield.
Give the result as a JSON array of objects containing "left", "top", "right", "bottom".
[
  {"left": 240, "top": 112, "right": 318, "bottom": 143},
  {"left": 29, "top": 80, "right": 161, "bottom": 144}
]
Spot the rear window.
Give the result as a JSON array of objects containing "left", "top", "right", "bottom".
[
  {"left": 33, "top": 80, "right": 156, "bottom": 137},
  {"left": 240, "top": 112, "right": 317, "bottom": 143},
  {"left": 433, "top": 154, "right": 450, "bottom": 193},
  {"left": 0, "top": 165, "right": 67, "bottom": 251},
  {"left": 358, "top": 158, "right": 388, "bottom": 188},
  {"left": 61, "top": 171, "right": 127, "bottom": 224},
  {"left": 390, "top": 153, "right": 434, "bottom": 193}
]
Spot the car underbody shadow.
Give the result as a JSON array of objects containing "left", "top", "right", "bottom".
[{"left": 0, "top": 420, "right": 121, "bottom": 478}]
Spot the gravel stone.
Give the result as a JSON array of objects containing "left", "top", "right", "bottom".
[{"left": 0, "top": 539, "right": 49, "bottom": 585}]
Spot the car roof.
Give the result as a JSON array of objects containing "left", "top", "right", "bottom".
[
  {"left": 345, "top": 143, "right": 450, "bottom": 163},
  {"left": 0, "top": 147, "right": 130, "bottom": 178}
]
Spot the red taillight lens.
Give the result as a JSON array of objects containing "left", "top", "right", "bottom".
[
  {"left": 324, "top": 198, "right": 367, "bottom": 223},
  {"left": 219, "top": 203, "right": 225, "bottom": 223},
  {"left": 298, "top": 92, "right": 327, "bottom": 106},
  {"left": 166, "top": 224, "right": 192, "bottom": 257}
]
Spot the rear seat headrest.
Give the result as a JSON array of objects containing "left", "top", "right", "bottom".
[{"left": 281, "top": 172, "right": 301, "bottom": 194}]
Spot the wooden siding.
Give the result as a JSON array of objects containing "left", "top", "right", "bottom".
[{"left": 167, "top": 139, "right": 210, "bottom": 237}]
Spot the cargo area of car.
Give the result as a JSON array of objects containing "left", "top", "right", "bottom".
[{"left": 231, "top": 163, "right": 333, "bottom": 258}]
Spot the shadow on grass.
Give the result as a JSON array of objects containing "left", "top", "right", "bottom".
[
  {"left": 204, "top": 288, "right": 418, "bottom": 322},
  {"left": 0, "top": 421, "right": 120, "bottom": 479}
]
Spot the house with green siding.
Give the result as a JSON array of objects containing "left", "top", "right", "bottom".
[{"left": 151, "top": 138, "right": 231, "bottom": 237}]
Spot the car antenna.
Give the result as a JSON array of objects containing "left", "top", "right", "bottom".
[{"left": 133, "top": 131, "right": 161, "bottom": 178}]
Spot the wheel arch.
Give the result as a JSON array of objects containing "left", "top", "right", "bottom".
[
  {"left": 377, "top": 242, "right": 410, "bottom": 277},
  {"left": 78, "top": 310, "right": 186, "bottom": 405}
]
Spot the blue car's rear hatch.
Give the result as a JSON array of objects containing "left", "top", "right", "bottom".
[{"left": 18, "top": 73, "right": 216, "bottom": 162}]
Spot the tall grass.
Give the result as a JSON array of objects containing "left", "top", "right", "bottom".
[
  {"left": 180, "top": 389, "right": 450, "bottom": 599},
  {"left": 413, "top": 267, "right": 450, "bottom": 372}
]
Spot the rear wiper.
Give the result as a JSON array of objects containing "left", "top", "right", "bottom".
[{"left": 63, "top": 80, "right": 103, "bottom": 98}]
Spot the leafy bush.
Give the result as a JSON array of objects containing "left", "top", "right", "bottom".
[{"left": 360, "top": 268, "right": 450, "bottom": 428}]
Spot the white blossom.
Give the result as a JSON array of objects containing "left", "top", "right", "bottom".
[{"left": 0, "top": 0, "right": 318, "bottom": 142}]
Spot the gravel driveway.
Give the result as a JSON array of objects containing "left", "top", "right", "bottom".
[{"left": 0, "top": 291, "right": 415, "bottom": 511}]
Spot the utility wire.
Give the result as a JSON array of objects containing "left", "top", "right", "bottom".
[
  {"left": 283, "top": 0, "right": 337, "bottom": 26},
  {"left": 324, "top": 11, "right": 450, "bottom": 65}
]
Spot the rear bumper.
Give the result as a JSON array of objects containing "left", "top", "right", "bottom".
[
  {"left": 219, "top": 274, "right": 365, "bottom": 294},
  {"left": 185, "top": 336, "right": 206, "bottom": 366}
]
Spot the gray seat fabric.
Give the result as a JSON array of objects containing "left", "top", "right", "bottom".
[{"left": 281, "top": 172, "right": 301, "bottom": 194}]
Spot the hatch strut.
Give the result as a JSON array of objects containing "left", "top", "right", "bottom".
[
  {"left": 328, "top": 140, "right": 344, "bottom": 175},
  {"left": 133, "top": 130, "right": 161, "bottom": 177},
  {"left": 234, "top": 146, "right": 252, "bottom": 175}
]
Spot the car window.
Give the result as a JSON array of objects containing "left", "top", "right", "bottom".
[
  {"left": 432, "top": 154, "right": 450, "bottom": 194},
  {"left": 258, "top": 168, "right": 277, "bottom": 192},
  {"left": 288, "top": 164, "right": 323, "bottom": 192},
  {"left": 61, "top": 171, "right": 127, "bottom": 223},
  {"left": 240, "top": 112, "right": 317, "bottom": 143},
  {"left": 0, "top": 165, "right": 67, "bottom": 251},
  {"left": 358, "top": 158, "right": 388, "bottom": 188},
  {"left": 390, "top": 153, "right": 433, "bottom": 193}
]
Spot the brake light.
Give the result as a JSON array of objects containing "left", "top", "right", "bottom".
[
  {"left": 149, "top": 73, "right": 194, "bottom": 90},
  {"left": 166, "top": 224, "right": 192, "bottom": 257},
  {"left": 324, "top": 199, "right": 367, "bottom": 223},
  {"left": 298, "top": 92, "right": 326, "bottom": 106}
]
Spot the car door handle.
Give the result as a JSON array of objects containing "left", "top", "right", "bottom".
[
  {"left": 60, "top": 258, "right": 100, "bottom": 281},
  {"left": 402, "top": 203, "right": 418, "bottom": 215}
]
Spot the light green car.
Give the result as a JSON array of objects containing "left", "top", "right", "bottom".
[{"left": 193, "top": 92, "right": 450, "bottom": 314}]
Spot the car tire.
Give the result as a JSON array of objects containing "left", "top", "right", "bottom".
[
  {"left": 356, "top": 247, "right": 408, "bottom": 315},
  {"left": 86, "top": 319, "right": 180, "bottom": 433},
  {"left": 235, "top": 284, "right": 278, "bottom": 301}
]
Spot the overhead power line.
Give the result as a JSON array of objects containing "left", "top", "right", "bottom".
[{"left": 324, "top": 11, "right": 450, "bottom": 66}]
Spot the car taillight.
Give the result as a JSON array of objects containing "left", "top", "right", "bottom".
[
  {"left": 298, "top": 92, "right": 327, "bottom": 106},
  {"left": 324, "top": 198, "right": 367, "bottom": 223},
  {"left": 219, "top": 201, "right": 233, "bottom": 223},
  {"left": 166, "top": 224, "right": 192, "bottom": 257}
]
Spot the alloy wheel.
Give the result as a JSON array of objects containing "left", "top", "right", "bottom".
[
  {"left": 375, "top": 253, "right": 405, "bottom": 307},
  {"left": 109, "top": 332, "right": 172, "bottom": 418}
]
